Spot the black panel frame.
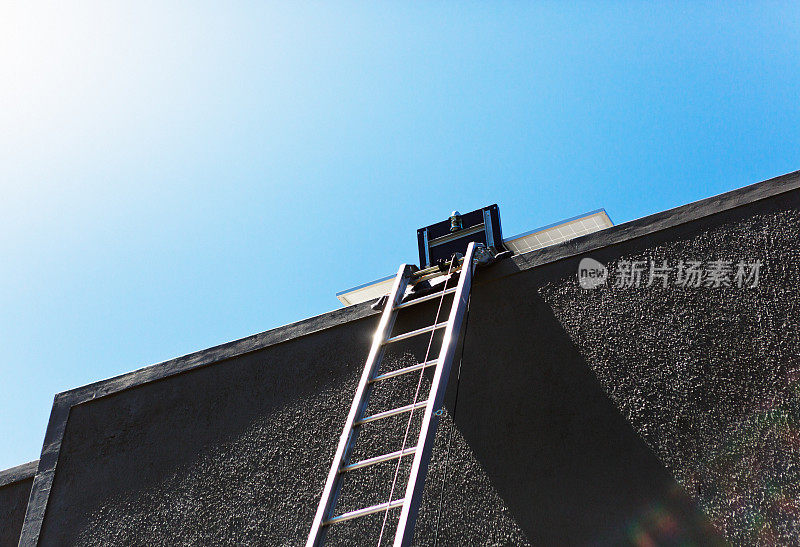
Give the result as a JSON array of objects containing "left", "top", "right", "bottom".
[{"left": 417, "top": 204, "right": 505, "bottom": 269}]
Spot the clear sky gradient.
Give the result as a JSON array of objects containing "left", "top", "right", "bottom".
[{"left": 1, "top": 2, "right": 798, "bottom": 469}]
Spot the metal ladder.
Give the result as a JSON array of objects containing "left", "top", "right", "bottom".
[{"left": 307, "top": 242, "right": 489, "bottom": 547}]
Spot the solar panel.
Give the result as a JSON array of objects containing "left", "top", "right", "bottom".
[
  {"left": 503, "top": 209, "right": 612, "bottom": 255},
  {"left": 335, "top": 275, "right": 395, "bottom": 307}
]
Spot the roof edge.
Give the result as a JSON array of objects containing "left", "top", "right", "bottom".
[
  {"left": 506, "top": 169, "right": 800, "bottom": 274},
  {"left": 56, "top": 299, "right": 377, "bottom": 407},
  {"left": 0, "top": 460, "right": 38, "bottom": 488},
  {"left": 52, "top": 169, "right": 800, "bottom": 408}
]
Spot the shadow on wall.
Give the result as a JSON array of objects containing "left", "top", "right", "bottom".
[
  {"left": 434, "top": 272, "right": 727, "bottom": 546},
  {"left": 534, "top": 198, "right": 800, "bottom": 545}
]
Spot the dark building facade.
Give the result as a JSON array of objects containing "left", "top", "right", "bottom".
[
  {"left": 4, "top": 171, "right": 800, "bottom": 545},
  {"left": 0, "top": 461, "right": 37, "bottom": 547}
]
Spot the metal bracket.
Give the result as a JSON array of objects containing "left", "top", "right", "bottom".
[{"left": 472, "top": 244, "right": 496, "bottom": 266}]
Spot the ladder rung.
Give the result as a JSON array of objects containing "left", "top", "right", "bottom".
[
  {"left": 356, "top": 400, "right": 428, "bottom": 425},
  {"left": 324, "top": 498, "right": 406, "bottom": 525},
  {"left": 370, "top": 359, "right": 438, "bottom": 383},
  {"left": 395, "top": 287, "right": 457, "bottom": 310},
  {"left": 385, "top": 322, "right": 447, "bottom": 344},
  {"left": 340, "top": 446, "right": 418, "bottom": 473}
]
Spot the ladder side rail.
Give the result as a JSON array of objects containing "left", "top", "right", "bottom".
[
  {"left": 307, "top": 264, "right": 412, "bottom": 547},
  {"left": 392, "top": 242, "right": 478, "bottom": 547}
]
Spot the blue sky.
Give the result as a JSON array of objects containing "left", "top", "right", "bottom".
[{"left": 1, "top": 2, "right": 798, "bottom": 469}]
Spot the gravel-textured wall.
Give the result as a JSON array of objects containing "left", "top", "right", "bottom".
[
  {"left": 22, "top": 175, "right": 800, "bottom": 546},
  {"left": 536, "top": 191, "right": 800, "bottom": 544},
  {"left": 0, "top": 461, "right": 37, "bottom": 547}
]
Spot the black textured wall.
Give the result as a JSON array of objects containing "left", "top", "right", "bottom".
[
  {"left": 0, "top": 461, "right": 37, "bottom": 547},
  {"left": 536, "top": 191, "right": 800, "bottom": 544},
  {"left": 19, "top": 172, "right": 800, "bottom": 545}
]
